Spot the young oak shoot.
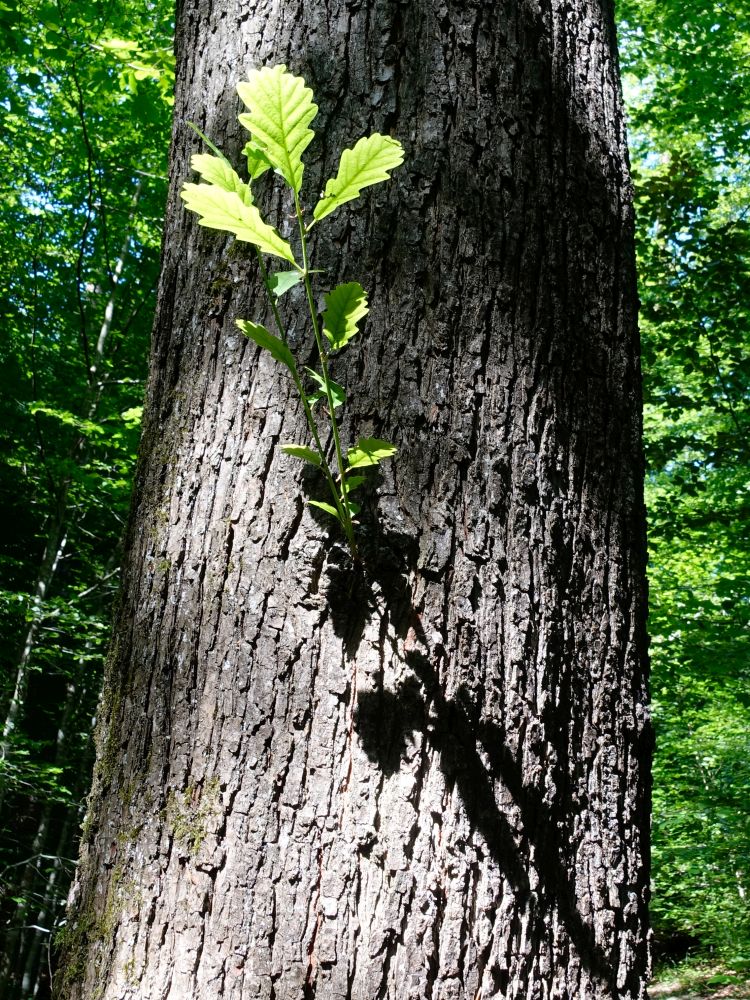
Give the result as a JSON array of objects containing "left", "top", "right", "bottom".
[{"left": 180, "top": 64, "right": 403, "bottom": 558}]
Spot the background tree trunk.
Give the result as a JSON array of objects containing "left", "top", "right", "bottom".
[{"left": 57, "top": 0, "right": 650, "bottom": 997}]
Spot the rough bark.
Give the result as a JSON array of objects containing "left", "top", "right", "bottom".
[{"left": 58, "top": 0, "right": 650, "bottom": 997}]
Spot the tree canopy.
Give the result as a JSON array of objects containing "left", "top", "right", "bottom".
[
  {"left": 618, "top": 0, "right": 750, "bottom": 964},
  {"left": 0, "top": 2, "right": 172, "bottom": 993}
]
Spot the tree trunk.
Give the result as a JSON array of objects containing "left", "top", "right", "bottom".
[
  {"left": 57, "top": 0, "right": 650, "bottom": 998},
  {"left": 1, "top": 673, "right": 87, "bottom": 1000},
  {"left": 0, "top": 512, "right": 67, "bottom": 782},
  {"left": 20, "top": 809, "right": 77, "bottom": 999}
]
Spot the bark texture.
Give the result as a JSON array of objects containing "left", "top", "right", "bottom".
[{"left": 58, "top": 0, "right": 650, "bottom": 997}]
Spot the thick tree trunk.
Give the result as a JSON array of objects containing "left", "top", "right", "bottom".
[{"left": 58, "top": 0, "right": 650, "bottom": 998}]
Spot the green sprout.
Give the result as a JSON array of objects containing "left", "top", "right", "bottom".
[{"left": 181, "top": 64, "right": 404, "bottom": 559}]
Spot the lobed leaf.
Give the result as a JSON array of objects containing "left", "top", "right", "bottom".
[
  {"left": 346, "top": 437, "right": 397, "bottom": 470},
  {"left": 236, "top": 319, "right": 295, "bottom": 371},
  {"left": 308, "top": 499, "right": 343, "bottom": 523},
  {"left": 269, "top": 270, "right": 303, "bottom": 298},
  {"left": 242, "top": 140, "right": 274, "bottom": 179},
  {"left": 305, "top": 367, "right": 345, "bottom": 409},
  {"left": 281, "top": 444, "right": 321, "bottom": 466},
  {"left": 342, "top": 474, "right": 366, "bottom": 493},
  {"left": 237, "top": 65, "right": 317, "bottom": 194},
  {"left": 181, "top": 183, "right": 296, "bottom": 262},
  {"left": 190, "top": 153, "right": 253, "bottom": 204},
  {"left": 322, "top": 282, "right": 369, "bottom": 351},
  {"left": 343, "top": 497, "right": 361, "bottom": 518},
  {"left": 313, "top": 133, "right": 404, "bottom": 223}
]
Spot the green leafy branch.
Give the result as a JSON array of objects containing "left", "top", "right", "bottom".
[{"left": 181, "top": 64, "right": 403, "bottom": 558}]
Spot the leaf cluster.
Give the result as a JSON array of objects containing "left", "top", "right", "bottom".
[{"left": 181, "top": 65, "right": 404, "bottom": 556}]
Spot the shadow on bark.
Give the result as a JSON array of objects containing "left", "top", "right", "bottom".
[
  {"left": 312, "top": 517, "right": 618, "bottom": 991},
  {"left": 304, "top": 474, "right": 418, "bottom": 652},
  {"left": 358, "top": 646, "right": 618, "bottom": 993}
]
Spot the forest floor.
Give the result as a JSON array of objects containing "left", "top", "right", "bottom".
[
  {"left": 650, "top": 974, "right": 750, "bottom": 999},
  {"left": 651, "top": 988, "right": 749, "bottom": 999}
]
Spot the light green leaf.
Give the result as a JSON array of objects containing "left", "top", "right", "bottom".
[
  {"left": 281, "top": 444, "right": 321, "bottom": 466},
  {"left": 346, "top": 437, "right": 397, "bottom": 470},
  {"left": 190, "top": 153, "right": 253, "bottom": 204},
  {"left": 120, "top": 406, "right": 143, "bottom": 426},
  {"left": 99, "top": 37, "right": 139, "bottom": 53},
  {"left": 181, "top": 183, "right": 296, "bottom": 262},
  {"left": 342, "top": 474, "right": 367, "bottom": 493},
  {"left": 269, "top": 270, "right": 303, "bottom": 298},
  {"left": 313, "top": 134, "right": 404, "bottom": 223},
  {"left": 308, "top": 499, "right": 343, "bottom": 523},
  {"left": 242, "top": 140, "right": 273, "bottom": 179},
  {"left": 322, "top": 282, "right": 369, "bottom": 351},
  {"left": 305, "top": 367, "right": 346, "bottom": 409},
  {"left": 236, "top": 319, "right": 295, "bottom": 371},
  {"left": 343, "top": 497, "right": 361, "bottom": 518},
  {"left": 237, "top": 65, "right": 317, "bottom": 194},
  {"left": 28, "top": 403, "right": 104, "bottom": 437}
]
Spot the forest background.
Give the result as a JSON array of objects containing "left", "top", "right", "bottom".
[{"left": 0, "top": 0, "right": 747, "bottom": 997}]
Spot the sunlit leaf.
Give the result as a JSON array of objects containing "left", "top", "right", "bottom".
[
  {"left": 346, "top": 437, "right": 397, "bottom": 470},
  {"left": 236, "top": 319, "right": 295, "bottom": 371},
  {"left": 181, "top": 183, "right": 296, "bottom": 262},
  {"left": 120, "top": 406, "right": 143, "bottom": 426},
  {"left": 237, "top": 65, "right": 317, "bottom": 193},
  {"left": 99, "top": 36, "right": 139, "bottom": 52},
  {"left": 190, "top": 153, "right": 253, "bottom": 204},
  {"left": 342, "top": 474, "right": 366, "bottom": 493},
  {"left": 322, "top": 282, "right": 368, "bottom": 351},
  {"left": 305, "top": 367, "right": 345, "bottom": 408},
  {"left": 242, "top": 140, "right": 273, "bottom": 179},
  {"left": 28, "top": 403, "right": 104, "bottom": 437},
  {"left": 313, "top": 133, "right": 404, "bottom": 223},
  {"left": 269, "top": 270, "right": 303, "bottom": 298},
  {"left": 342, "top": 496, "right": 361, "bottom": 518}
]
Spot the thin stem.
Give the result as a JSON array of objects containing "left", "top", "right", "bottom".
[
  {"left": 255, "top": 249, "right": 355, "bottom": 553},
  {"left": 293, "top": 193, "right": 357, "bottom": 556}
]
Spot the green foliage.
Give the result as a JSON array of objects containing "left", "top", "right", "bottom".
[
  {"left": 237, "top": 65, "right": 317, "bottom": 194},
  {"left": 182, "top": 66, "right": 403, "bottom": 557},
  {"left": 0, "top": 0, "right": 172, "bottom": 771},
  {"left": 322, "top": 282, "right": 369, "bottom": 352},
  {"left": 281, "top": 444, "right": 322, "bottom": 467},
  {"left": 305, "top": 368, "right": 345, "bottom": 409},
  {"left": 235, "top": 320, "right": 295, "bottom": 371},
  {"left": 346, "top": 438, "right": 398, "bottom": 470},
  {"left": 312, "top": 133, "right": 404, "bottom": 224},
  {"left": 618, "top": 0, "right": 750, "bottom": 963},
  {"left": 190, "top": 153, "right": 254, "bottom": 199},
  {"left": 651, "top": 959, "right": 750, "bottom": 995},
  {"left": 268, "top": 270, "right": 303, "bottom": 298},
  {"left": 181, "top": 182, "right": 296, "bottom": 261},
  {"left": 0, "top": 0, "right": 173, "bottom": 992}
]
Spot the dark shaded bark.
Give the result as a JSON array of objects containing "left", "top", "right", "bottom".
[{"left": 57, "top": 0, "right": 650, "bottom": 997}]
